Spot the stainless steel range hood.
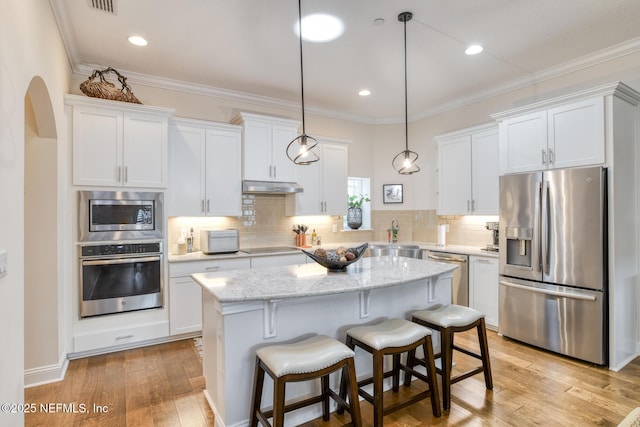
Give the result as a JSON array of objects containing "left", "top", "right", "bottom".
[{"left": 242, "top": 180, "right": 303, "bottom": 194}]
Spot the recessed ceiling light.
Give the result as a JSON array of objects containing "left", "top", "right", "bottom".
[
  {"left": 294, "top": 14, "right": 344, "bottom": 42},
  {"left": 465, "top": 44, "right": 483, "bottom": 55},
  {"left": 128, "top": 35, "right": 148, "bottom": 46},
  {"left": 358, "top": 89, "right": 371, "bottom": 96}
]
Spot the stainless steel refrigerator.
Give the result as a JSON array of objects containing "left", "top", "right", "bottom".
[{"left": 498, "top": 166, "right": 607, "bottom": 365}]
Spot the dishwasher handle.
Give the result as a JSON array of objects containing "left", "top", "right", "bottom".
[{"left": 427, "top": 254, "right": 467, "bottom": 263}]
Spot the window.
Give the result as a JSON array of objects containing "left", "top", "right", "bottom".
[{"left": 345, "top": 176, "right": 371, "bottom": 230}]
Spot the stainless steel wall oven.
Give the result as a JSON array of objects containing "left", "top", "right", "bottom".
[{"left": 79, "top": 241, "right": 163, "bottom": 318}]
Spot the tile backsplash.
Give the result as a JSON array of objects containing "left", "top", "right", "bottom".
[{"left": 167, "top": 194, "right": 496, "bottom": 254}]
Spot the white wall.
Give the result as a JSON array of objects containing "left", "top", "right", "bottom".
[{"left": 0, "top": 1, "right": 70, "bottom": 425}]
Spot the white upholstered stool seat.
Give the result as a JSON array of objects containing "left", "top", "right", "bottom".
[
  {"left": 407, "top": 304, "right": 493, "bottom": 412},
  {"left": 250, "top": 335, "right": 362, "bottom": 427},
  {"left": 338, "top": 318, "right": 441, "bottom": 427},
  {"left": 412, "top": 304, "right": 485, "bottom": 328},
  {"left": 255, "top": 334, "right": 354, "bottom": 377},
  {"left": 345, "top": 318, "right": 431, "bottom": 350}
]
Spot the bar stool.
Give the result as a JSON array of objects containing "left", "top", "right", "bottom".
[
  {"left": 338, "top": 318, "right": 441, "bottom": 427},
  {"left": 249, "top": 334, "right": 362, "bottom": 427},
  {"left": 406, "top": 304, "right": 493, "bottom": 411}
]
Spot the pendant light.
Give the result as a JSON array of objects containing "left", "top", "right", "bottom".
[
  {"left": 286, "top": 0, "right": 319, "bottom": 165},
  {"left": 392, "top": 11, "right": 420, "bottom": 175}
]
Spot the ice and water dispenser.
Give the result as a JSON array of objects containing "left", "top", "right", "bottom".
[{"left": 504, "top": 227, "right": 533, "bottom": 268}]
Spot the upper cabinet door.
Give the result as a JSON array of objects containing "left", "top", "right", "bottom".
[
  {"left": 321, "top": 143, "right": 348, "bottom": 216},
  {"left": 72, "top": 106, "right": 123, "bottom": 186},
  {"left": 270, "top": 124, "right": 298, "bottom": 183},
  {"left": 547, "top": 97, "right": 604, "bottom": 169},
  {"left": 243, "top": 121, "right": 272, "bottom": 181},
  {"left": 123, "top": 112, "right": 168, "bottom": 188},
  {"left": 205, "top": 127, "right": 242, "bottom": 216},
  {"left": 471, "top": 129, "right": 499, "bottom": 215},
  {"left": 438, "top": 135, "right": 472, "bottom": 215},
  {"left": 168, "top": 123, "right": 206, "bottom": 217},
  {"left": 499, "top": 111, "right": 547, "bottom": 174}
]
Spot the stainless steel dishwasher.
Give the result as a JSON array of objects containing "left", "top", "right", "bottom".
[{"left": 424, "top": 250, "right": 469, "bottom": 306}]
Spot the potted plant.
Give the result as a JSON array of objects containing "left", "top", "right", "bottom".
[{"left": 347, "top": 194, "right": 370, "bottom": 229}]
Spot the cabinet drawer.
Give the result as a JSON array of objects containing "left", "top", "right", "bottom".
[
  {"left": 74, "top": 321, "right": 168, "bottom": 353},
  {"left": 169, "top": 258, "right": 250, "bottom": 277}
]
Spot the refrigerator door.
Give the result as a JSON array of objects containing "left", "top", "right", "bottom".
[
  {"left": 542, "top": 166, "right": 606, "bottom": 290},
  {"left": 499, "top": 172, "right": 542, "bottom": 282},
  {"left": 499, "top": 276, "right": 606, "bottom": 365}
]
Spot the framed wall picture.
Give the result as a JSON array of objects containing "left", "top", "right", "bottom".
[{"left": 383, "top": 184, "right": 403, "bottom": 204}]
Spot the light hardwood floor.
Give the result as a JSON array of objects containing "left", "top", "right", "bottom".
[{"left": 25, "top": 331, "right": 640, "bottom": 426}]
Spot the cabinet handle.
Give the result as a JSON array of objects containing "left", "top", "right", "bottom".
[
  {"left": 207, "top": 199, "right": 210, "bottom": 213},
  {"left": 467, "top": 200, "right": 471, "bottom": 212},
  {"left": 471, "top": 199, "right": 476, "bottom": 212},
  {"left": 273, "top": 165, "right": 277, "bottom": 178},
  {"left": 206, "top": 266, "right": 221, "bottom": 271},
  {"left": 541, "top": 149, "right": 547, "bottom": 165},
  {"left": 320, "top": 201, "right": 324, "bottom": 212},
  {"left": 201, "top": 199, "right": 205, "bottom": 213},
  {"left": 115, "top": 334, "right": 134, "bottom": 340},
  {"left": 548, "top": 149, "right": 554, "bottom": 165},
  {"left": 124, "top": 166, "right": 128, "bottom": 183},
  {"left": 117, "top": 166, "right": 122, "bottom": 182},
  {"left": 269, "top": 165, "right": 273, "bottom": 177},
  {"left": 323, "top": 201, "right": 327, "bottom": 213},
  {"left": 475, "top": 258, "right": 491, "bottom": 264}
]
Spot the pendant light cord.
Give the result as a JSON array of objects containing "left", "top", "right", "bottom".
[
  {"left": 403, "top": 16, "right": 409, "bottom": 151},
  {"left": 297, "top": 0, "right": 306, "bottom": 135}
]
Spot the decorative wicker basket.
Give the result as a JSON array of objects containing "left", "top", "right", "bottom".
[{"left": 79, "top": 67, "right": 142, "bottom": 104}]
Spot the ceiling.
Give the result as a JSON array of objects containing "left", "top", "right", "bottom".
[{"left": 50, "top": 0, "right": 640, "bottom": 123}]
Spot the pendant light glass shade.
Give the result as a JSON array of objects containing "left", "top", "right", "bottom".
[
  {"left": 287, "top": 0, "right": 319, "bottom": 165},
  {"left": 392, "top": 11, "right": 420, "bottom": 175}
]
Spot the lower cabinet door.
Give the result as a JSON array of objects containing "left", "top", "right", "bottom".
[
  {"left": 469, "top": 256, "right": 499, "bottom": 329},
  {"left": 169, "top": 276, "right": 203, "bottom": 335}
]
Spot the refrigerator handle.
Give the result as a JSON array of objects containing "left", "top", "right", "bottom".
[
  {"left": 541, "top": 180, "right": 550, "bottom": 275},
  {"left": 499, "top": 280, "right": 597, "bottom": 301}
]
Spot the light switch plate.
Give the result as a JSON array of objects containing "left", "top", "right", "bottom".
[{"left": 0, "top": 250, "right": 7, "bottom": 278}]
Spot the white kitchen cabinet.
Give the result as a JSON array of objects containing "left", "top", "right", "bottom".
[
  {"left": 66, "top": 94, "right": 174, "bottom": 188},
  {"left": 169, "top": 258, "right": 250, "bottom": 335},
  {"left": 495, "top": 96, "right": 604, "bottom": 174},
  {"left": 469, "top": 255, "right": 499, "bottom": 330},
  {"left": 285, "top": 137, "right": 349, "bottom": 216},
  {"left": 437, "top": 124, "right": 499, "bottom": 215},
  {"left": 168, "top": 118, "right": 242, "bottom": 217},
  {"left": 231, "top": 112, "right": 300, "bottom": 183}
]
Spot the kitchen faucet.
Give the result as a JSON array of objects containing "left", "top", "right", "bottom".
[{"left": 390, "top": 219, "right": 399, "bottom": 243}]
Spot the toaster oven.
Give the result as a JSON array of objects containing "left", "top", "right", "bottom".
[{"left": 200, "top": 229, "right": 239, "bottom": 254}]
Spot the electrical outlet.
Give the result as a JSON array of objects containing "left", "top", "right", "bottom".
[
  {"left": 332, "top": 224, "right": 338, "bottom": 233},
  {"left": 0, "top": 250, "right": 7, "bottom": 278}
]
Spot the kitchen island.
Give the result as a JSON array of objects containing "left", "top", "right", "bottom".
[{"left": 192, "top": 256, "right": 456, "bottom": 427}]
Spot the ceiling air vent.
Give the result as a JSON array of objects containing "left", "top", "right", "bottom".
[{"left": 89, "top": 0, "right": 117, "bottom": 14}]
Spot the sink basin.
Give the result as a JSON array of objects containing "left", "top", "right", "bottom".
[{"left": 365, "top": 244, "right": 422, "bottom": 259}]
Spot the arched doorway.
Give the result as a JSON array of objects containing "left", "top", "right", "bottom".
[{"left": 24, "top": 77, "right": 61, "bottom": 385}]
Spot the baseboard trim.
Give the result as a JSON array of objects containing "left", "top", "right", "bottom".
[{"left": 24, "top": 355, "right": 69, "bottom": 388}]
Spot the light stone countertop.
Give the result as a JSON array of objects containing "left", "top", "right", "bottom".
[{"left": 191, "top": 256, "right": 456, "bottom": 303}]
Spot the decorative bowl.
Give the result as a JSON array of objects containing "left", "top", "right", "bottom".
[{"left": 301, "top": 243, "right": 369, "bottom": 272}]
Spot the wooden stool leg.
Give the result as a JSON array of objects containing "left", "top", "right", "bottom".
[
  {"left": 392, "top": 353, "right": 401, "bottom": 392},
  {"left": 373, "top": 350, "right": 385, "bottom": 427},
  {"left": 273, "top": 378, "right": 286, "bottom": 427},
  {"left": 477, "top": 318, "right": 493, "bottom": 390},
  {"left": 403, "top": 348, "right": 416, "bottom": 387},
  {"left": 346, "top": 358, "right": 363, "bottom": 427},
  {"left": 249, "top": 357, "right": 264, "bottom": 427},
  {"left": 337, "top": 337, "right": 355, "bottom": 415},
  {"left": 321, "top": 374, "right": 330, "bottom": 421},
  {"left": 441, "top": 328, "right": 453, "bottom": 411},
  {"left": 423, "top": 335, "right": 442, "bottom": 417}
]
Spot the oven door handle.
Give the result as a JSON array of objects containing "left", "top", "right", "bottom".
[{"left": 82, "top": 256, "right": 161, "bottom": 266}]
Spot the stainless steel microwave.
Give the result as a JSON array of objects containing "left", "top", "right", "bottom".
[{"left": 78, "top": 191, "right": 163, "bottom": 241}]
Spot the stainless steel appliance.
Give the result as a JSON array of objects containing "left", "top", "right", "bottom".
[
  {"left": 200, "top": 229, "right": 240, "bottom": 254},
  {"left": 499, "top": 166, "right": 607, "bottom": 365},
  {"left": 425, "top": 250, "right": 469, "bottom": 306},
  {"left": 79, "top": 241, "right": 163, "bottom": 317},
  {"left": 484, "top": 221, "right": 499, "bottom": 252},
  {"left": 78, "top": 191, "right": 163, "bottom": 241}
]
